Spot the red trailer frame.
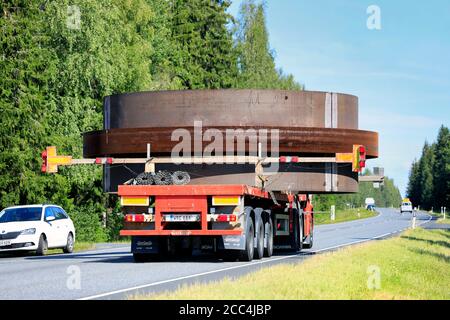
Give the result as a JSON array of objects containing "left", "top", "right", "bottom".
[
  {"left": 120, "top": 184, "right": 274, "bottom": 237},
  {"left": 118, "top": 184, "right": 313, "bottom": 262}
]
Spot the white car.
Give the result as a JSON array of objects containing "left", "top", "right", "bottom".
[
  {"left": 400, "top": 201, "right": 413, "bottom": 214},
  {"left": 0, "top": 204, "right": 75, "bottom": 255}
]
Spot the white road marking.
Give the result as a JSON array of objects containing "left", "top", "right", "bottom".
[
  {"left": 78, "top": 211, "right": 433, "bottom": 300},
  {"left": 78, "top": 254, "right": 300, "bottom": 300}
]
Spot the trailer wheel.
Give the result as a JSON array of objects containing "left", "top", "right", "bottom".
[
  {"left": 290, "top": 209, "right": 303, "bottom": 252},
  {"left": 239, "top": 217, "right": 254, "bottom": 262},
  {"left": 264, "top": 218, "right": 274, "bottom": 257},
  {"left": 303, "top": 227, "right": 314, "bottom": 249},
  {"left": 254, "top": 219, "right": 264, "bottom": 260}
]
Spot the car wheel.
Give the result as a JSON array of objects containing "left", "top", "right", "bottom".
[
  {"left": 63, "top": 233, "right": 74, "bottom": 254},
  {"left": 36, "top": 234, "right": 48, "bottom": 256}
]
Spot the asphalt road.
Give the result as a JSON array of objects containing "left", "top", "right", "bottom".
[{"left": 0, "top": 208, "right": 432, "bottom": 300}]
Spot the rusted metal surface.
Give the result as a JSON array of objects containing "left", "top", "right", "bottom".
[
  {"left": 84, "top": 126, "right": 378, "bottom": 158},
  {"left": 103, "top": 89, "right": 358, "bottom": 130},
  {"left": 84, "top": 89, "right": 379, "bottom": 193}
]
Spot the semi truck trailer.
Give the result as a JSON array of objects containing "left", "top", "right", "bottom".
[{"left": 41, "top": 89, "right": 379, "bottom": 262}]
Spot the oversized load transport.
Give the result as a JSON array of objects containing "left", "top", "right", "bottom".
[
  {"left": 43, "top": 89, "right": 379, "bottom": 262},
  {"left": 83, "top": 90, "right": 378, "bottom": 193}
]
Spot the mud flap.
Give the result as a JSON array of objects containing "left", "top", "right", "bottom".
[
  {"left": 221, "top": 235, "right": 245, "bottom": 250},
  {"left": 131, "top": 236, "right": 160, "bottom": 253}
]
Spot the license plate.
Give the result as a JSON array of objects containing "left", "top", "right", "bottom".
[
  {"left": 163, "top": 214, "right": 200, "bottom": 222},
  {"left": 0, "top": 240, "right": 11, "bottom": 247}
]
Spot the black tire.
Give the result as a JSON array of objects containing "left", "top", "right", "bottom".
[
  {"left": 298, "top": 212, "right": 304, "bottom": 252},
  {"left": 290, "top": 209, "right": 303, "bottom": 252},
  {"left": 254, "top": 219, "right": 264, "bottom": 260},
  {"left": 239, "top": 217, "right": 254, "bottom": 262},
  {"left": 36, "top": 234, "right": 48, "bottom": 256},
  {"left": 134, "top": 172, "right": 154, "bottom": 185},
  {"left": 63, "top": 233, "right": 74, "bottom": 253},
  {"left": 303, "top": 226, "right": 314, "bottom": 249},
  {"left": 154, "top": 170, "right": 173, "bottom": 185},
  {"left": 171, "top": 171, "right": 191, "bottom": 185},
  {"left": 264, "top": 218, "right": 274, "bottom": 257}
]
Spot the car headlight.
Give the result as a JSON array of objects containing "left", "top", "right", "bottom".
[{"left": 20, "top": 228, "right": 36, "bottom": 235}]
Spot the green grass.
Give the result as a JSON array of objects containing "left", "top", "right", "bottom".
[
  {"left": 429, "top": 212, "right": 450, "bottom": 224},
  {"left": 46, "top": 240, "right": 131, "bottom": 255},
  {"left": 47, "top": 241, "right": 96, "bottom": 255},
  {"left": 437, "top": 218, "right": 450, "bottom": 225},
  {"left": 315, "top": 208, "right": 377, "bottom": 225},
  {"left": 130, "top": 227, "right": 450, "bottom": 300}
]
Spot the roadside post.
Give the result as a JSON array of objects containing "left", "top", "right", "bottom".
[
  {"left": 444, "top": 207, "right": 446, "bottom": 220},
  {"left": 411, "top": 210, "right": 416, "bottom": 229},
  {"left": 102, "top": 212, "right": 107, "bottom": 228},
  {"left": 357, "top": 208, "right": 360, "bottom": 218},
  {"left": 331, "top": 205, "right": 336, "bottom": 221}
]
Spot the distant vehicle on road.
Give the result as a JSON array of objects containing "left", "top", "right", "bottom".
[
  {"left": 0, "top": 205, "right": 75, "bottom": 256},
  {"left": 365, "top": 197, "right": 375, "bottom": 211},
  {"left": 400, "top": 198, "right": 413, "bottom": 214}
]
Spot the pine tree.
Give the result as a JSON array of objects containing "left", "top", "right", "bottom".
[
  {"left": 235, "top": 0, "right": 302, "bottom": 90},
  {"left": 407, "top": 160, "right": 421, "bottom": 207},
  {"left": 433, "top": 125, "right": 450, "bottom": 208},
  {"left": 418, "top": 142, "right": 435, "bottom": 210},
  {"left": 169, "top": 0, "right": 238, "bottom": 89},
  {"left": 148, "top": 0, "right": 185, "bottom": 90}
]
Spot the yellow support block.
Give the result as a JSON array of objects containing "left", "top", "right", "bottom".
[
  {"left": 212, "top": 196, "right": 241, "bottom": 206},
  {"left": 47, "top": 156, "right": 73, "bottom": 165},
  {"left": 335, "top": 153, "right": 353, "bottom": 163},
  {"left": 120, "top": 196, "right": 149, "bottom": 207},
  {"left": 46, "top": 146, "right": 57, "bottom": 157}
]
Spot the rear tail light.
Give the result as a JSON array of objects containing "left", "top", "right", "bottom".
[
  {"left": 125, "top": 214, "right": 145, "bottom": 222},
  {"left": 217, "top": 214, "right": 237, "bottom": 222}
]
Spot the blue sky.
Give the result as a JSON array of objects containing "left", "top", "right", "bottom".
[{"left": 228, "top": 0, "right": 450, "bottom": 196}]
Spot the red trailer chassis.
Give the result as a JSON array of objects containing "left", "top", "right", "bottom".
[{"left": 118, "top": 184, "right": 314, "bottom": 262}]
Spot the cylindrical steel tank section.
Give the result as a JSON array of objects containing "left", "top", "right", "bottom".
[{"left": 83, "top": 90, "right": 378, "bottom": 193}]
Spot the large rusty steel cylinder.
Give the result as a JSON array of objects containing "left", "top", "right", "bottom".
[{"left": 83, "top": 90, "right": 378, "bottom": 193}]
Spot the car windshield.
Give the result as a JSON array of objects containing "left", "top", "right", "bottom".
[
  {"left": 0, "top": 207, "right": 42, "bottom": 223},
  {"left": 402, "top": 203, "right": 411, "bottom": 206}
]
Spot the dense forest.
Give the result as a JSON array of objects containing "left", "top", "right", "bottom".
[
  {"left": 1, "top": 0, "right": 402, "bottom": 241},
  {"left": 406, "top": 125, "right": 449, "bottom": 211},
  {"left": 313, "top": 169, "right": 402, "bottom": 212}
]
